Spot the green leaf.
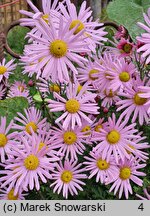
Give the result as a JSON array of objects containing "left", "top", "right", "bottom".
[
  {"left": 0, "top": 97, "right": 29, "bottom": 124},
  {"left": 33, "top": 92, "right": 43, "bottom": 102},
  {"left": 107, "top": 0, "right": 150, "bottom": 40}
]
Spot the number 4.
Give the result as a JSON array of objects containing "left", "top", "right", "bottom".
[{"left": 138, "top": 203, "right": 144, "bottom": 211}]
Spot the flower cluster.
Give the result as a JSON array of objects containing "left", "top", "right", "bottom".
[{"left": 0, "top": 0, "right": 150, "bottom": 200}]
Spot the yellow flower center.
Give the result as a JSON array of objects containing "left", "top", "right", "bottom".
[
  {"left": 42, "top": 14, "right": 49, "bottom": 23},
  {"left": 97, "top": 159, "right": 110, "bottom": 170},
  {"left": 81, "top": 125, "right": 91, "bottom": 135},
  {"left": 24, "top": 154, "right": 39, "bottom": 170},
  {"left": 38, "top": 142, "right": 46, "bottom": 151},
  {"left": 0, "top": 66, "right": 7, "bottom": 75},
  {"left": 123, "top": 44, "right": 132, "bottom": 53},
  {"left": 89, "top": 69, "right": 99, "bottom": 80},
  {"left": 50, "top": 40, "right": 68, "bottom": 58},
  {"left": 65, "top": 99, "right": 80, "bottom": 113},
  {"left": 7, "top": 189, "right": 18, "bottom": 200},
  {"left": 18, "top": 85, "right": 25, "bottom": 92},
  {"left": 49, "top": 84, "right": 60, "bottom": 93},
  {"left": 69, "top": 19, "right": 85, "bottom": 34},
  {"left": 0, "top": 134, "right": 8, "bottom": 147},
  {"left": 77, "top": 84, "right": 83, "bottom": 94},
  {"left": 61, "top": 170, "right": 73, "bottom": 183},
  {"left": 107, "top": 130, "right": 120, "bottom": 144},
  {"left": 25, "top": 122, "right": 38, "bottom": 135},
  {"left": 126, "top": 144, "right": 135, "bottom": 154},
  {"left": 94, "top": 124, "right": 103, "bottom": 132},
  {"left": 104, "top": 89, "right": 114, "bottom": 97},
  {"left": 119, "top": 71, "right": 130, "bottom": 82},
  {"left": 134, "top": 92, "right": 147, "bottom": 105},
  {"left": 119, "top": 167, "right": 131, "bottom": 180},
  {"left": 63, "top": 131, "right": 77, "bottom": 145}
]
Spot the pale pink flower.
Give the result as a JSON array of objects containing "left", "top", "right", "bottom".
[
  {"left": 0, "top": 186, "right": 27, "bottom": 200},
  {"left": 139, "top": 85, "right": 150, "bottom": 113},
  {"left": 107, "top": 156, "right": 146, "bottom": 199},
  {"left": 50, "top": 159, "right": 87, "bottom": 199},
  {"left": 116, "top": 77, "right": 150, "bottom": 125},
  {"left": 0, "top": 117, "right": 18, "bottom": 163},
  {"left": 84, "top": 151, "right": 119, "bottom": 183},
  {"left": 117, "top": 38, "right": 134, "bottom": 57},
  {"left": 92, "top": 113, "right": 140, "bottom": 163},
  {"left": 0, "top": 59, "right": 16, "bottom": 82},
  {"left": 13, "top": 107, "right": 47, "bottom": 135},
  {"left": 48, "top": 83, "right": 99, "bottom": 129}
]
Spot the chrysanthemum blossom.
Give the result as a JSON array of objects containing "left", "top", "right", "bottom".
[
  {"left": 84, "top": 151, "right": 119, "bottom": 184},
  {"left": 0, "top": 117, "right": 18, "bottom": 163},
  {"left": 13, "top": 107, "right": 47, "bottom": 135},
  {"left": 137, "top": 8, "right": 150, "bottom": 64},
  {"left": 0, "top": 186, "right": 27, "bottom": 200},
  {"left": 59, "top": 0, "right": 107, "bottom": 51},
  {"left": 50, "top": 160, "right": 87, "bottom": 199},
  {"left": 50, "top": 123, "right": 90, "bottom": 160},
  {"left": 48, "top": 83, "right": 99, "bottom": 129},
  {"left": 25, "top": 15, "right": 89, "bottom": 82},
  {"left": 7, "top": 81, "right": 32, "bottom": 104},
  {"left": 0, "top": 133, "right": 56, "bottom": 195},
  {"left": 92, "top": 113, "right": 140, "bottom": 163},
  {"left": 117, "top": 38, "right": 134, "bottom": 57},
  {"left": 20, "top": 0, "right": 60, "bottom": 27},
  {"left": 0, "top": 59, "right": 16, "bottom": 82},
  {"left": 139, "top": 85, "right": 150, "bottom": 114},
  {"left": 107, "top": 156, "right": 146, "bottom": 199},
  {"left": 116, "top": 77, "right": 149, "bottom": 125}
]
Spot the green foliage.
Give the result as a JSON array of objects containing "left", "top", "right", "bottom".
[
  {"left": 0, "top": 97, "right": 29, "bottom": 124},
  {"left": 107, "top": 0, "right": 150, "bottom": 40}
]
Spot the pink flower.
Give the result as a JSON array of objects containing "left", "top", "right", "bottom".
[
  {"left": 84, "top": 151, "right": 119, "bottom": 184},
  {"left": 50, "top": 123, "right": 89, "bottom": 160},
  {"left": 117, "top": 38, "right": 134, "bottom": 57},
  {"left": 13, "top": 107, "right": 47, "bottom": 135},
  {"left": 137, "top": 9, "right": 150, "bottom": 64},
  {"left": 139, "top": 85, "right": 150, "bottom": 114},
  {"left": 107, "top": 156, "right": 146, "bottom": 199},
  {"left": 59, "top": 0, "right": 107, "bottom": 51},
  {"left": 0, "top": 59, "right": 16, "bottom": 82},
  {"left": 92, "top": 113, "right": 140, "bottom": 163},
  {"left": 25, "top": 16, "right": 89, "bottom": 83},
  {"left": 115, "top": 26, "right": 127, "bottom": 40},
  {"left": 0, "top": 133, "right": 56, "bottom": 195},
  {"left": 50, "top": 160, "right": 87, "bottom": 199},
  {"left": 116, "top": 77, "right": 150, "bottom": 125},
  {"left": 48, "top": 83, "right": 99, "bottom": 129},
  {"left": 0, "top": 186, "right": 27, "bottom": 200},
  {"left": 0, "top": 117, "right": 18, "bottom": 163}
]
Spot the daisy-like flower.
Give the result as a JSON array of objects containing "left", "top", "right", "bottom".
[
  {"left": 107, "top": 58, "right": 136, "bottom": 92},
  {"left": 117, "top": 38, "right": 134, "bottom": 57},
  {"left": 92, "top": 113, "right": 140, "bottom": 163},
  {"left": 136, "top": 188, "right": 150, "bottom": 200},
  {"left": 116, "top": 77, "right": 150, "bottom": 125},
  {"left": 92, "top": 118, "right": 108, "bottom": 133},
  {"left": 50, "top": 123, "right": 90, "bottom": 160},
  {"left": 0, "top": 83, "right": 6, "bottom": 99},
  {"left": 107, "top": 156, "right": 146, "bottom": 199},
  {"left": 0, "top": 133, "right": 56, "bottom": 195},
  {"left": 0, "top": 186, "right": 27, "bottom": 200},
  {"left": 50, "top": 159, "right": 87, "bottom": 199},
  {"left": 139, "top": 85, "right": 150, "bottom": 113},
  {"left": 7, "top": 81, "right": 32, "bottom": 104},
  {"left": 84, "top": 151, "right": 119, "bottom": 184},
  {"left": 48, "top": 83, "right": 99, "bottom": 129},
  {"left": 20, "top": 0, "right": 60, "bottom": 27},
  {"left": 137, "top": 8, "right": 150, "bottom": 64},
  {"left": 25, "top": 15, "right": 89, "bottom": 83},
  {"left": 0, "top": 117, "right": 18, "bottom": 163},
  {"left": 0, "top": 59, "right": 16, "bottom": 82},
  {"left": 59, "top": 0, "right": 107, "bottom": 51},
  {"left": 13, "top": 107, "right": 47, "bottom": 135},
  {"left": 98, "top": 88, "right": 120, "bottom": 108}
]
